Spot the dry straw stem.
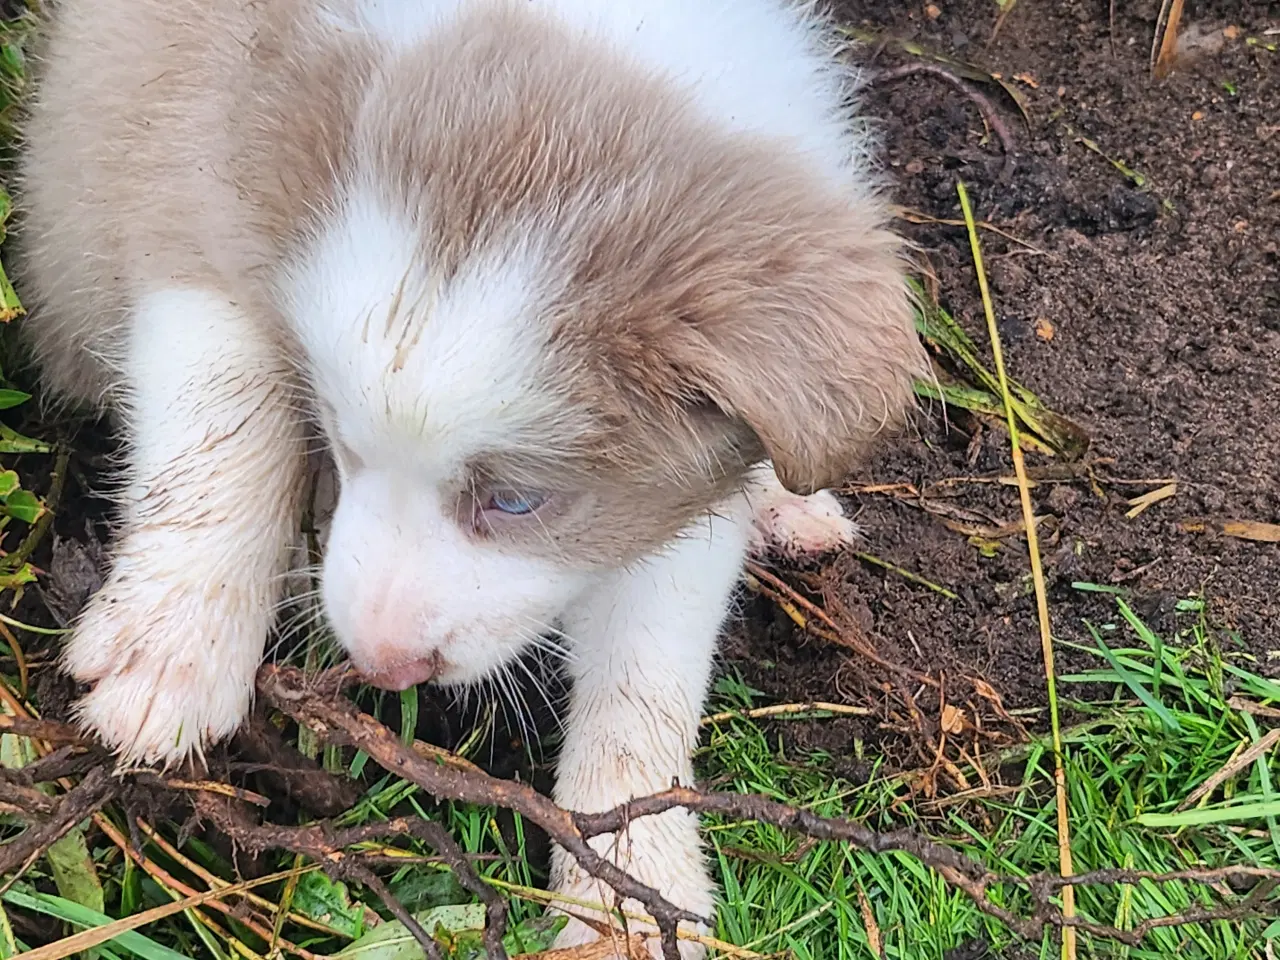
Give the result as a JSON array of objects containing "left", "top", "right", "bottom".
[
  {"left": 700, "top": 702, "right": 873, "bottom": 726},
  {"left": 1152, "top": 0, "right": 1187, "bottom": 77},
  {"left": 1175, "top": 728, "right": 1280, "bottom": 813},
  {"left": 743, "top": 561, "right": 937, "bottom": 688},
  {"left": 17, "top": 867, "right": 316, "bottom": 960},
  {"left": 956, "top": 180, "right": 1076, "bottom": 959}
]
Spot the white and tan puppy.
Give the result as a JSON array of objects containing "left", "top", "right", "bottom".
[{"left": 16, "top": 0, "right": 923, "bottom": 953}]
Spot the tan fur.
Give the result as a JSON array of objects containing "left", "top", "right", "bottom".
[
  {"left": 16, "top": 0, "right": 921, "bottom": 491},
  {"left": 17, "top": 4, "right": 924, "bottom": 954},
  {"left": 16, "top": 0, "right": 922, "bottom": 624}
]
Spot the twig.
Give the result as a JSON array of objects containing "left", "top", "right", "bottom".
[
  {"left": 991, "top": 0, "right": 1018, "bottom": 41},
  {"left": 9, "top": 668, "right": 1276, "bottom": 953},
  {"left": 133, "top": 818, "right": 348, "bottom": 940},
  {"left": 0, "top": 444, "right": 70, "bottom": 575},
  {"left": 193, "top": 791, "right": 517, "bottom": 959},
  {"left": 0, "top": 766, "right": 115, "bottom": 880},
  {"left": 0, "top": 772, "right": 60, "bottom": 817},
  {"left": 868, "top": 63, "right": 1016, "bottom": 173},
  {"left": 743, "top": 562, "right": 937, "bottom": 687},
  {"left": 233, "top": 707, "right": 361, "bottom": 817},
  {"left": 348, "top": 864, "right": 446, "bottom": 960},
  {"left": 259, "top": 664, "right": 715, "bottom": 960},
  {"left": 1176, "top": 729, "right": 1280, "bottom": 812},
  {"left": 92, "top": 809, "right": 322, "bottom": 960},
  {"left": 0, "top": 713, "right": 91, "bottom": 746}
]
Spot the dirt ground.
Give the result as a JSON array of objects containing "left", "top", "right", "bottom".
[
  {"left": 7, "top": 0, "right": 1280, "bottom": 834},
  {"left": 718, "top": 0, "right": 1280, "bottom": 774}
]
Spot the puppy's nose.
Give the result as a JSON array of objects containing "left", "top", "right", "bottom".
[{"left": 358, "top": 649, "right": 444, "bottom": 691}]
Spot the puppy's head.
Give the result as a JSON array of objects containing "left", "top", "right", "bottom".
[{"left": 280, "top": 9, "right": 925, "bottom": 690}]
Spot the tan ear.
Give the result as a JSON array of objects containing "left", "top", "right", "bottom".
[{"left": 672, "top": 224, "right": 926, "bottom": 496}]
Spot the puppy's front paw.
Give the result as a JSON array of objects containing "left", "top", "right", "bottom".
[
  {"left": 550, "top": 811, "right": 711, "bottom": 960},
  {"left": 64, "top": 562, "right": 267, "bottom": 768}
]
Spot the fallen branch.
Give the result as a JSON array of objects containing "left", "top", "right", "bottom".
[
  {"left": 257, "top": 664, "right": 698, "bottom": 960},
  {"left": 232, "top": 706, "right": 362, "bottom": 816},
  {"left": 254, "top": 664, "right": 1280, "bottom": 950},
  {"left": 0, "top": 765, "right": 116, "bottom": 881},
  {"left": 5, "top": 667, "right": 1278, "bottom": 955},
  {"left": 193, "top": 791, "right": 512, "bottom": 960}
]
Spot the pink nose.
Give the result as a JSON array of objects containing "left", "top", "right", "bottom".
[{"left": 356, "top": 649, "right": 444, "bottom": 691}]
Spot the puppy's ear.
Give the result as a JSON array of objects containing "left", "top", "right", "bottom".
[{"left": 672, "top": 221, "right": 925, "bottom": 496}]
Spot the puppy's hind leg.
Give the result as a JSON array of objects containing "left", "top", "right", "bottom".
[
  {"left": 65, "top": 287, "right": 306, "bottom": 769},
  {"left": 744, "top": 463, "right": 860, "bottom": 560},
  {"left": 549, "top": 506, "right": 752, "bottom": 959}
]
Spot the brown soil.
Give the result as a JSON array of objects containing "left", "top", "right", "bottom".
[
  {"left": 5, "top": 0, "right": 1278, "bottom": 839},
  {"left": 720, "top": 0, "right": 1280, "bottom": 771}
]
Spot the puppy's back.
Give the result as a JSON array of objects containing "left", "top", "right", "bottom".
[
  {"left": 16, "top": 0, "right": 354, "bottom": 405},
  {"left": 16, "top": 0, "right": 881, "bottom": 409}
]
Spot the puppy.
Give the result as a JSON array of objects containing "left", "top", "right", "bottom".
[{"left": 16, "top": 0, "right": 924, "bottom": 953}]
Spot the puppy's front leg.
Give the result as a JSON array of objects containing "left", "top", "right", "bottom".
[
  {"left": 550, "top": 505, "right": 751, "bottom": 959},
  {"left": 65, "top": 288, "right": 304, "bottom": 768}
]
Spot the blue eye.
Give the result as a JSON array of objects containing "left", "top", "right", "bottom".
[{"left": 486, "top": 490, "right": 547, "bottom": 515}]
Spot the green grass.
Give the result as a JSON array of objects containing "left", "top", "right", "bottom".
[{"left": 7, "top": 594, "right": 1278, "bottom": 959}]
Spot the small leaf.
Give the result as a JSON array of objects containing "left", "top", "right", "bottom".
[
  {"left": 0, "top": 471, "right": 17, "bottom": 498},
  {"left": 0, "top": 258, "right": 22, "bottom": 323},
  {"left": 0, "top": 729, "right": 38, "bottom": 771},
  {"left": 47, "top": 827, "right": 106, "bottom": 915},
  {"left": 0, "top": 422, "right": 49, "bottom": 454},
  {"left": 335, "top": 903, "right": 485, "bottom": 960},
  {"left": 0, "top": 390, "right": 28, "bottom": 411},
  {"left": 0, "top": 902, "right": 17, "bottom": 959},
  {"left": 292, "top": 871, "right": 366, "bottom": 939},
  {"left": 0, "top": 564, "right": 37, "bottom": 592},
  {"left": 3, "top": 489, "right": 43, "bottom": 524}
]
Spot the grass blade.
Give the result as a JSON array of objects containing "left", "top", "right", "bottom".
[
  {"left": 1083, "top": 621, "right": 1183, "bottom": 733},
  {"left": 1139, "top": 798, "right": 1280, "bottom": 828},
  {"left": 957, "top": 180, "right": 1076, "bottom": 960},
  {"left": 5, "top": 867, "right": 304, "bottom": 960}
]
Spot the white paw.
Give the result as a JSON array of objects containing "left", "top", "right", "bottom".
[
  {"left": 63, "top": 554, "right": 268, "bottom": 768},
  {"left": 746, "top": 474, "right": 860, "bottom": 560},
  {"left": 550, "top": 811, "right": 711, "bottom": 960}
]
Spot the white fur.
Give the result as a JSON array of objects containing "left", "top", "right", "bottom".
[
  {"left": 47, "top": 3, "right": 872, "bottom": 956},
  {"left": 279, "top": 181, "right": 572, "bottom": 469},
  {"left": 746, "top": 466, "right": 861, "bottom": 558},
  {"left": 321, "top": 0, "right": 869, "bottom": 192},
  {"left": 64, "top": 288, "right": 303, "bottom": 767},
  {"left": 549, "top": 502, "right": 752, "bottom": 958}
]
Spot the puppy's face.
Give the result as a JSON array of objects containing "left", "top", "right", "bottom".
[
  {"left": 292, "top": 202, "right": 763, "bottom": 689},
  {"left": 278, "top": 17, "right": 925, "bottom": 691}
]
